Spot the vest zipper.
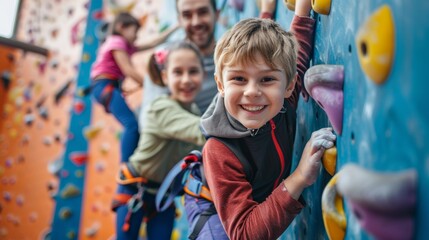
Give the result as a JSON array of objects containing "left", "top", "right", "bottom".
[{"left": 270, "top": 119, "right": 285, "bottom": 190}]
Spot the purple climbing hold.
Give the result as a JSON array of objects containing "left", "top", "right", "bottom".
[
  {"left": 304, "top": 65, "right": 344, "bottom": 135},
  {"left": 337, "top": 164, "right": 417, "bottom": 240}
]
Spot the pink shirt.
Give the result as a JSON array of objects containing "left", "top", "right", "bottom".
[{"left": 90, "top": 35, "right": 137, "bottom": 80}]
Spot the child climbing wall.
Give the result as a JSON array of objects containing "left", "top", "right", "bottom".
[{"left": 1, "top": 0, "right": 428, "bottom": 239}]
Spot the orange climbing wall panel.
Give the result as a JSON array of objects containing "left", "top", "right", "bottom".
[{"left": 0, "top": 0, "right": 92, "bottom": 238}]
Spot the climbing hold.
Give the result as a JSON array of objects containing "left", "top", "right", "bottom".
[
  {"left": 16, "top": 195, "right": 24, "bottom": 206},
  {"left": 337, "top": 164, "right": 416, "bottom": 240},
  {"left": 59, "top": 207, "right": 73, "bottom": 219},
  {"left": 95, "top": 160, "right": 106, "bottom": 172},
  {"left": 73, "top": 100, "right": 85, "bottom": 114},
  {"left": 228, "top": 0, "right": 244, "bottom": 12},
  {"left": 311, "top": 0, "right": 331, "bottom": 15},
  {"left": 3, "top": 192, "right": 12, "bottom": 202},
  {"left": 171, "top": 229, "right": 181, "bottom": 240},
  {"left": 69, "top": 152, "right": 88, "bottom": 166},
  {"left": 139, "top": 14, "right": 149, "bottom": 28},
  {"left": 283, "top": 0, "right": 295, "bottom": 11},
  {"left": 71, "top": 17, "right": 85, "bottom": 45},
  {"left": 21, "top": 134, "right": 30, "bottom": 145},
  {"left": 24, "top": 82, "right": 34, "bottom": 101},
  {"left": 29, "top": 212, "right": 38, "bottom": 222},
  {"left": 304, "top": 65, "right": 344, "bottom": 135},
  {"left": 37, "top": 60, "right": 47, "bottom": 74},
  {"left": 48, "top": 156, "right": 64, "bottom": 176},
  {"left": 43, "top": 136, "right": 53, "bottom": 146},
  {"left": 60, "top": 183, "right": 81, "bottom": 198},
  {"left": 75, "top": 169, "right": 84, "bottom": 178},
  {"left": 82, "top": 53, "right": 90, "bottom": 62},
  {"left": 1, "top": 71, "right": 12, "bottom": 90},
  {"left": 24, "top": 111, "right": 35, "bottom": 126},
  {"left": 356, "top": 5, "right": 395, "bottom": 84},
  {"left": 76, "top": 86, "right": 92, "bottom": 97},
  {"left": 92, "top": 9, "right": 104, "bottom": 20},
  {"left": 321, "top": 174, "right": 346, "bottom": 240},
  {"left": 85, "top": 222, "right": 100, "bottom": 237},
  {"left": 54, "top": 79, "right": 73, "bottom": 105},
  {"left": 83, "top": 125, "right": 102, "bottom": 140},
  {"left": 66, "top": 230, "right": 76, "bottom": 239},
  {"left": 50, "top": 59, "right": 59, "bottom": 69},
  {"left": 38, "top": 106, "right": 49, "bottom": 120},
  {"left": 54, "top": 133, "right": 62, "bottom": 143},
  {"left": 60, "top": 169, "right": 69, "bottom": 178},
  {"left": 107, "top": 0, "right": 137, "bottom": 15},
  {"left": 5, "top": 158, "right": 13, "bottom": 168},
  {"left": 100, "top": 142, "right": 110, "bottom": 155},
  {"left": 322, "top": 147, "right": 337, "bottom": 176}
]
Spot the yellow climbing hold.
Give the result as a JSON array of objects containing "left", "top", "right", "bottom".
[
  {"left": 83, "top": 125, "right": 102, "bottom": 140},
  {"left": 82, "top": 53, "right": 90, "bottom": 62},
  {"left": 311, "top": 0, "right": 331, "bottom": 15},
  {"left": 323, "top": 147, "right": 337, "bottom": 176},
  {"left": 283, "top": 0, "right": 296, "bottom": 11},
  {"left": 322, "top": 174, "right": 346, "bottom": 240},
  {"left": 171, "top": 229, "right": 181, "bottom": 240},
  {"left": 356, "top": 5, "right": 395, "bottom": 84}
]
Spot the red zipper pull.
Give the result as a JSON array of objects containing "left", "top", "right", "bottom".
[{"left": 269, "top": 119, "right": 276, "bottom": 130}]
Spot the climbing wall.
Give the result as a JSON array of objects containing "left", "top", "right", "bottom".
[
  {"left": 0, "top": 0, "right": 179, "bottom": 238},
  {"left": 0, "top": 0, "right": 91, "bottom": 238}
]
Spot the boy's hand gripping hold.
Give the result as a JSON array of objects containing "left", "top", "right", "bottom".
[{"left": 284, "top": 127, "right": 336, "bottom": 199}]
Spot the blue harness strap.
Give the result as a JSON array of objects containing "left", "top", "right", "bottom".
[{"left": 156, "top": 150, "right": 202, "bottom": 212}]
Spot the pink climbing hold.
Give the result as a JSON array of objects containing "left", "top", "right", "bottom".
[{"left": 304, "top": 65, "right": 344, "bottom": 135}]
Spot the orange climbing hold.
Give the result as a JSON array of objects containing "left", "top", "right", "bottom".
[
  {"left": 311, "top": 0, "right": 331, "bottom": 15},
  {"left": 356, "top": 5, "right": 395, "bottom": 84},
  {"left": 323, "top": 147, "right": 337, "bottom": 176}
]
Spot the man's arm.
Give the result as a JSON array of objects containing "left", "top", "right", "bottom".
[{"left": 136, "top": 24, "right": 180, "bottom": 52}]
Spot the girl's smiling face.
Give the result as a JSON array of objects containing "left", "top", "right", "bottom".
[
  {"left": 217, "top": 53, "right": 296, "bottom": 129},
  {"left": 163, "top": 49, "right": 204, "bottom": 106}
]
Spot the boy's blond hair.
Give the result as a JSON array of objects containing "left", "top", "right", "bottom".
[{"left": 214, "top": 18, "right": 298, "bottom": 86}]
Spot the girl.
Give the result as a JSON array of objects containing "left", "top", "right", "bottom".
[
  {"left": 115, "top": 41, "right": 206, "bottom": 240},
  {"left": 90, "top": 12, "right": 178, "bottom": 162}
]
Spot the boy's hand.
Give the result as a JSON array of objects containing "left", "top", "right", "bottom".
[
  {"left": 295, "top": 127, "right": 336, "bottom": 187},
  {"left": 295, "top": 0, "right": 312, "bottom": 17}
]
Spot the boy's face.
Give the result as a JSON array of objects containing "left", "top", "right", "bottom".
[
  {"left": 216, "top": 53, "right": 295, "bottom": 129},
  {"left": 163, "top": 49, "right": 203, "bottom": 106},
  {"left": 177, "top": 0, "right": 218, "bottom": 54}
]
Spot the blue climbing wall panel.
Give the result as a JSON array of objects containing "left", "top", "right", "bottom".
[
  {"left": 286, "top": 0, "right": 429, "bottom": 239},
  {"left": 50, "top": 0, "right": 103, "bottom": 239},
  {"left": 168, "top": 0, "right": 429, "bottom": 239}
]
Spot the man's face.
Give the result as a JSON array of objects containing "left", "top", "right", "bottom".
[{"left": 177, "top": 0, "right": 217, "bottom": 54}]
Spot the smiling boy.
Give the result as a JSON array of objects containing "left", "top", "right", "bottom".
[{"left": 199, "top": 0, "right": 336, "bottom": 239}]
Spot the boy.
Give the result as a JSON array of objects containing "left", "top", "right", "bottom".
[{"left": 200, "top": 0, "right": 336, "bottom": 239}]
